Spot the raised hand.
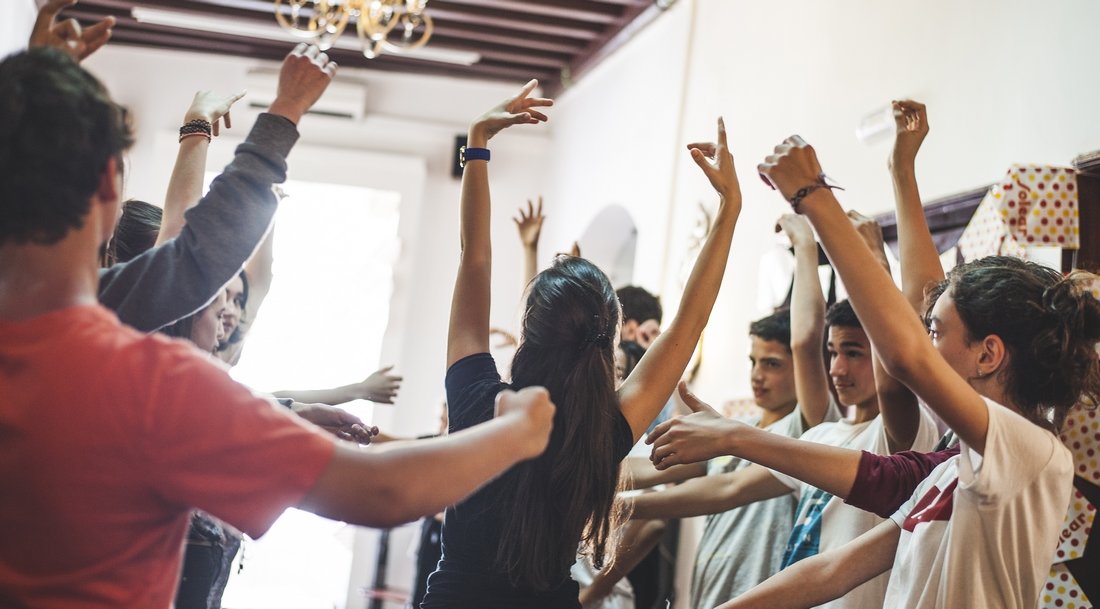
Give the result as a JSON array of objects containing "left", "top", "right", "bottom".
[
  {"left": 847, "top": 210, "right": 890, "bottom": 270},
  {"left": 890, "top": 100, "right": 929, "bottom": 170},
  {"left": 267, "top": 43, "right": 338, "bottom": 125},
  {"left": 29, "top": 0, "right": 114, "bottom": 62},
  {"left": 494, "top": 386, "right": 556, "bottom": 460},
  {"left": 184, "top": 90, "right": 247, "bottom": 137},
  {"left": 776, "top": 213, "right": 815, "bottom": 248},
  {"left": 291, "top": 402, "right": 378, "bottom": 444},
  {"left": 469, "top": 79, "right": 553, "bottom": 145},
  {"left": 514, "top": 197, "right": 545, "bottom": 248},
  {"left": 646, "top": 382, "right": 741, "bottom": 469},
  {"left": 758, "top": 135, "right": 825, "bottom": 202},
  {"left": 687, "top": 117, "right": 742, "bottom": 208},
  {"left": 355, "top": 365, "right": 403, "bottom": 404}
]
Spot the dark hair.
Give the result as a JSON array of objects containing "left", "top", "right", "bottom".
[
  {"left": 750, "top": 308, "right": 792, "bottom": 349},
  {"left": 159, "top": 312, "right": 196, "bottom": 342},
  {"left": 218, "top": 271, "right": 250, "bottom": 349},
  {"left": 618, "top": 340, "right": 646, "bottom": 379},
  {"left": 926, "top": 256, "right": 1100, "bottom": 430},
  {"left": 102, "top": 200, "right": 163, "bottom": 266},
  {"left": 616, "top": 286, "right": 662, "bottom": 325},
  {"left": 0, "top": 49, "right": 133, "bottom": 247},
  {"left": 500, "top": 256, "right": 624, "bottom": 590},
  {"left": 825, "top": 299, "right": 862, "bottom": 330}
]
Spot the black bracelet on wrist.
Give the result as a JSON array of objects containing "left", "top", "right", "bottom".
[
  {"left": 179, "top": 119, "right": 213, "bottom": 143},
  {"left": 788, "top": 173, "right": 844, "bottom": 214}
]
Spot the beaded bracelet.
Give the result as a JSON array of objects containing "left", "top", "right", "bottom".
[
  {"left": 179, "top": 119, "right": 213, "bottom": 143},
  {"left": 788, "top": 173, "right": 844, "bottom": 214}
]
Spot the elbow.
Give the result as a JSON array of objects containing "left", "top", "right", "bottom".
[{"left": 360, "top": 484, "right": 425, "bottom": 529}]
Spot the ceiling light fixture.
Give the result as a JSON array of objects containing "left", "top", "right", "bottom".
[{"left": 274, "top": 0, "right": 433, "bottom": 59}]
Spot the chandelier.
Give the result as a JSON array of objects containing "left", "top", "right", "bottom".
[{"left": 274, "top": 0, "right": 433, "bottom": 59}]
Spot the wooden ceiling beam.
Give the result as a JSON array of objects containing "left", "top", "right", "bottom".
[{"left": 430, "top": 0, "right": 622, "bottom": 24}]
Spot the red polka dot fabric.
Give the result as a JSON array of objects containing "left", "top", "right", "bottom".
[{"left": 957, "top": 165, "right": 1080, "bottom": 261}]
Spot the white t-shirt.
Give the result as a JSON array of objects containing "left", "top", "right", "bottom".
[
  {"left": 885, "top": 398, "right": 1073, "bottom": 609},
  {"left": 772, "top": 408, "right": 940, "bottom": 609},
  {"left": 691, "top": 407, "right": 812, "bottom": 608}
]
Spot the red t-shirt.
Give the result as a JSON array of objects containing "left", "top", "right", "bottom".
[{"left": 0, "top": 305, "right": 335, "bottom": 608}]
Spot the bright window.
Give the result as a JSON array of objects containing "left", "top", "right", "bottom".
[{"left": 221, "top": 178, "right": 401, "bottom": 609}]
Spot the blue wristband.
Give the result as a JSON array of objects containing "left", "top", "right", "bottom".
[{"left": 459, "top": 146, "right": 490, "bottom": 168}]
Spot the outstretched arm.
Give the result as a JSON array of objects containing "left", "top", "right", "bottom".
[
  {"left": 622, "top": 457, "right": 706, "bottom": 490},
  {"left": 628, "top": 463, "right": 791, "bottom": 520},
  {"left": 447, "top": 80, "right": 552, "bottom": 367},
  {"left": 759, "top": 137, "right": 991, "bottom": 454},
  {"left": 648, "top": 383, "right": 861, "bottom": 498},
  {"left": 514, "top": 197, "right": 544, "bottom": 286},
  {"left": 618, "top": 118, "right": 741, "bottom": 440},
  {"left": 889, "top": 100, "right": 944, "bottom": 312},
  {"left": 777, "top": 215, "right": 832, "bottom": 427},
  {"left": 275, "top": 365, "right": 404, "bottom": 405},
  {"left": 300, "top": 386, "right": 555, "bottom": 528},
  {"left": 579, "top": 519, "right": 666, "bottom": 607},
  {"left": 156, "top": 90, "right": 247, "bottom": 245},
  {"left": 715, "top": 519, "right": 899, "bottom": 609}
]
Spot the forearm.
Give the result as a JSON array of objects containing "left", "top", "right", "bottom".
[
  {"left": 523, "top": 244, "right": 538, "bottom": 286},
  {"left": 98, "top": 113, "right": 295, "bottom": 332},
  {"left": 630, "top": 466, "right": 789, "bottom": 520},
  {"left": 581, "top": 519, "right": 665, "bottom": 602},
  {"left": 302, "top": 416, "right": 526, "bottom": 528},
  {"left": 273, "top": 385, "right": 357, "bottom": 406},
  {"left": 157, "top": 137, "right": 210, "bottom": 245},
  {"left": 620, "top": 202, "right": 738, "bottom": 437},
  {"left": 790, "top": 240, "right": 830, "bottom": 426},
  {"left": 624, "top": 458, "right": 705, "bottom": 490},
  {"left": 725, "top": 428, "right": 861, "bottom": 499},
  {"left": 890, "top": 163, "right": 944, "bottom": 313},
  {"left": 714, "top": 552, "right": 851, "bottom": 609}
]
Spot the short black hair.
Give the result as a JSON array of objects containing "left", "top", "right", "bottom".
[
  {"left": 749, "top": 308, "right": 791, "bottom": 350},
  {"left": 825, "top": 299, "right": 862, "bottom": 330},
  {"left": 616, "top": 286, "right": 662, "bottom": 324},
  {"left": 0, "top": 49, "right": 133, "bottom": 247}
]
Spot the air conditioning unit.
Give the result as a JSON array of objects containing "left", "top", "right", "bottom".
[{"left": 245, "top": 67, "right": 367, "bottom": 121}]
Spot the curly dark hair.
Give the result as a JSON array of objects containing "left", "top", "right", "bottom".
[
  {"left": 616, "top": 285, "right": 662, "bottom": 325},
  {"left": 825, "top": 299, "right": 862, "bottom": 330},
  {"left": 0, "top": 48, "right": 133, "bottom": 247},
  {"left": 925, "top": 256, "right": 1100, "bottom": 430},
  {"left": 749, "top": 308, "right": 792, "bottom": 350}
]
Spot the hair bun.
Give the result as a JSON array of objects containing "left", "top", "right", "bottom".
[{"left": 1043, "top": 272, "right": 1100, "bottom": 342}]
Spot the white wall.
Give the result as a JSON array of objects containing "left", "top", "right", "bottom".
[{"left": 0, "top": 0, "right": 38, "bottom": 59}]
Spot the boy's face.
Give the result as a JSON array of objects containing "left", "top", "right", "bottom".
[
  {"left": 620, "top": 318, "right": 661, "bottom": 349},
  {"left": 748, "top": 336, "right": 797, "bottom": 413},
  {"left": 827, "top": 325, "right": 876, "bottom": 408}
]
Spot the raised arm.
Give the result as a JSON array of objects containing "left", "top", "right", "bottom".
[
  {"left": 889, "top": 100, "right": 944, "bottom": 312},
  {"left": 98, "top": 44, "right": 336, "bottom": 332},
  {"left": 447, "top": 80, "right": 552, "bottom": 367},
  {"left": 848, "top": 211, "right": 923, "bottom": 453},
  {"left": 628, "top": 463, "right": 791, "bottom": 520},
  {"left": 300, "top": 386, "right": 554, "bottom": 528},
  {"left": 648, "top": 383, "right": 861, "bottom": 498},
  {"left": 156, "top": 90, "right": 246, "bottom": 245},
  {"left": 514, "top": 197, "right": 544, "bottom": 286},
  {"left": 617, "top": 118, "right": 741, "bottom": 440},
  {"left": 715, "top": 519, "right": 899, "bottom": 609},
  {"left": 29, "top": 0, "right": 114, "bottom": 62},
  {"left": 777, "top": 215, "right": 832, "bottom": 427},
  {"left": 759, "top": 137, "right": 991, "bottom": 454}
]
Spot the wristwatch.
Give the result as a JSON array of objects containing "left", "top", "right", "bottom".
[{"left": 459, "top": 146, "right": 491, "bottom": 168}]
